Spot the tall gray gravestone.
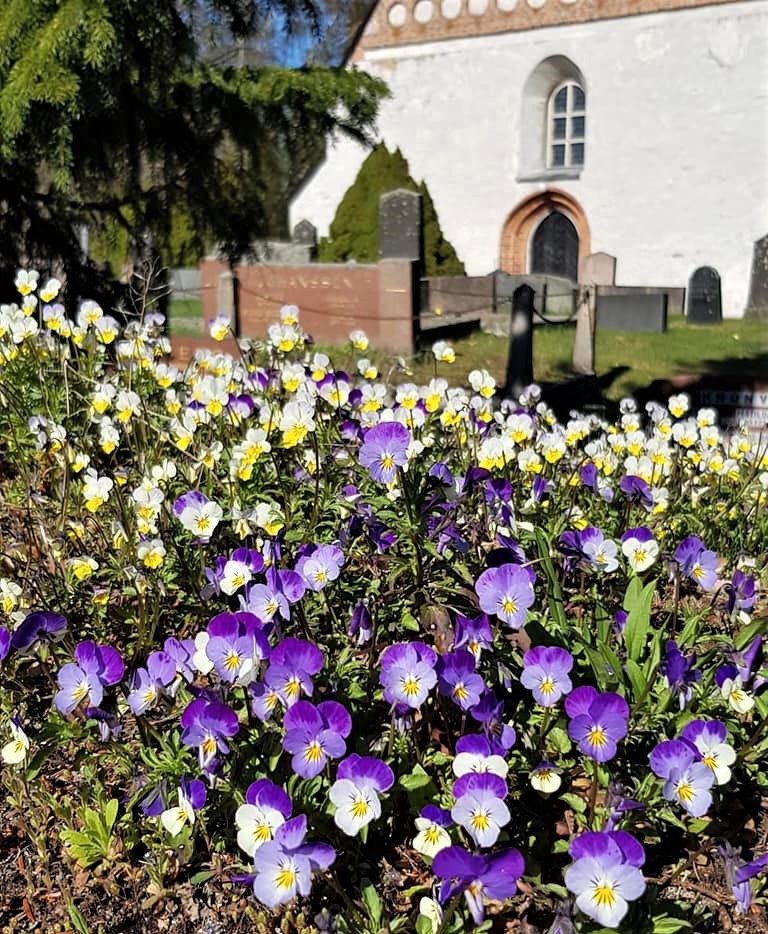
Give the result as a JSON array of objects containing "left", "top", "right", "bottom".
[
  {"left": 292, "top": 219, "right": 318, "bottom": 260},
  {"left": 505, "top": 284, "right": 535, "bottom": 400},
  {"left": 687, "top": 266, "right": 722, "bottom": 323},
  {"left": 746, "top": 234, "right": 768, "bottom": 318},
  {"left": 379, "top": 189, "right": 423, "bottom": 265}
]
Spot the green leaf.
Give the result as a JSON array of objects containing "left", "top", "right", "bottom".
[
  {"left": 401, "top": 610, "right": 420, "bottom": 632},
  {"left": 189, "top": 869, "right": 217, "bottom": 885},
  {"left": 104, "top": 798, "right": 119, "bottom": 833},
  {"left": 534, "top": 529, "right": 567, "bottom": 631},
  {"left": 67, "top": 904, "right": 90, "bottom": 934},
  {"left": 652, "top": 916, "right": 693, "bottom": 933},
  {"left": 361, "top": 880, "right": 382, "bottom": 927},
  {"left": 399, "top": 763, "right": 433, "bottom": 792},
  {"left": 559, "top": 792, "right": 587, "bottom": 814},
  {"left": 623, "top": 578, "right": 656, "bottom": 662},
  {"left": 548, "top": 726, "right": 572, "bottom": 754},
  {"left": 625, "top": 658, "right": 646, "bottom": 702}
]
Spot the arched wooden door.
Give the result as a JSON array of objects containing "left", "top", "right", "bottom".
[{"left": 530, "top": 211, "right": 579, "bottom": 280}]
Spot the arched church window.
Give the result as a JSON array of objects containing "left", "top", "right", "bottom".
[
  {"left": 547, "top": 82, "right": 585, "bottom": 169},
  {"left": 518, "top": 57, "right": 586, "bottom": 181}
]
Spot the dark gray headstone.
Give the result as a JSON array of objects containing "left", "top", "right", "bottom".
[
  {"left": 292, "top": 219, "right": 318, "bottom": 247},
  {"left": 379, "top": 189, "right": 423, "bottom": 263},
  {"left": 746, "top": 234, "right": 768, "bottom": 318},
  {"left": 597, "top": 292, "right": 668, "bottom": 332},
  {"left": 687, "top": 266, "right": 722, "bottom": 323},
  {"left": 505, "top": 284, "right": 535, "bottom": 399}
]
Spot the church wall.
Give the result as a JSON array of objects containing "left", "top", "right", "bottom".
[{"left": 289, "top": 1, "right": 767, "bottom": 317}]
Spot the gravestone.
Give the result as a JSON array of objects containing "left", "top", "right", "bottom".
[
  {"left": 505, "top": 284, "right": 535, "bottom": 399},
  {"left": 579, "top": 251, "right": 617, "bottom": 286},
  {"left": 597, "top": 291, "right": 667, "bottom": 332},
  {"left": 746, "top": 234, "right": 768, "bottom": 318},
  {"left": 292, "top": 219, "right": 318, "bottom": 261},
  {"left": 687, "top": 266, "right": 722, "bottom": 323},
  {"left": 379, "top": 189, "right": 423, "bottom": 265}
]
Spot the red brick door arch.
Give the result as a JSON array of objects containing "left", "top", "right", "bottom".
[{"left": 499, "top": 189, "right": 590, "bottom": 275}]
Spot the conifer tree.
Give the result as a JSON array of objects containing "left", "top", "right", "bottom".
[{"left": 318, "top": 143, "right": 465, "bottom": 276}]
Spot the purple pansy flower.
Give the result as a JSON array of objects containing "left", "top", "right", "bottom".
[
  {"left": 359, "top": 421, "right": 411, "bottom": 484},
  {"left": 0, "top": 627, "right": 10, "bottom": 663},
  {"left": 205, "top": 612, "right": 270, "bottom": 685},
  {"left": 243, "top": 567, "right": 305, "bottom": 624},
  {"left": 674, "top": 535, "right": 719, "bottom": 590},
  {"left": 433, "top": 845, "right": 524, "bottom": 925},
  {"left": 619, "top": 474, "right": 654, "bottom": 511},
  {"left": 160, "top": 776, "right": 207, "bottom": 836},
  {"left": 474, "top": 563, "right": 536, "bottom": 629},
  {"left": 55, "top": 641, "right": 124, "bottom": 714},
  {"left": 436, "top": 649, "right": 486, "bottom": 711},
  {"left": 126, "top": 651, "right": 178, "bottom": 715},
  {"left": 380, "top": 642, "right": 438, "bottom": 709},
  {"left": 263, "top": 638, "right": 324, "bottom": 708},
  {"left": 725, "top": 569, "right": 756, "bottom": 615},
  {"left": 579, "top": 527, "right": 619, "bottom": 573},
  {"left": 621, "top": 526, "right": 659, "bottom": 573},
  {"left": 604, "top": 782, "right": 645, "bottom": 831},
  {"left": 719, "top": 843, "right": 768, "bottom": 914},
  {"left": 660, "top": 639, "right": 701, "bottom": 710},
  {"left": 246, "top": 814, "right": 335, "bottom": 908},
  {"left": 454, "top": 613, "right": 493, "bottom": 659},
  {"left": 470, "top": 691, "right": 517, "bottom": 755},
  {"left": 348, "top": 601, "right": 372, "bottom": 646},
  {"left": 282, "top": 700, "right": 352, "bottom": 778},
  {"left": 295, "top": 543, "right": 344, "bottom": 592},
  {"left": 565, "top": 687, "right": 629, "bottom": 762},
  {"left": 565, "top": 830, "right": 646, "bottom": 928},
  {"left": 329, "top": 755, "right": 394, "bottom": 836},
  {"left": 11, "top": 610, "right": 67, "bottom": 652},
  {"left": 451, "top": 772, "right": 510, "bottom": 848},
  {"left": 520, "top": 646, "right": 574, "bottom": 707},
  {"left": 649, "top": 739, "right": 714, "bottom": 817},
  {"left": 180, "top": 697, "right": 239, "bottom": 771}
]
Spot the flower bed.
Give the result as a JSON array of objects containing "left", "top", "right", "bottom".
[{"left": 0, "top": 272, "right": 766, "bottom": 933}]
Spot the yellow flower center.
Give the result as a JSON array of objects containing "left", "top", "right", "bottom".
[
  {"left": 351, "top": 797, "right": 370, "bottom": 819},
  {"left": 587, "top": 725, "right": 608, "bottom": 748},
  {"left": 401, "top": 675, "right": 421, "bottom": 698},
  {"left": 304, "top": 741, "right": 324, "bottom": 764},
  {"left": 275, "top": 861, "right": 297, "bottom": 890},
  {"left": 593, "top": 882, "right": 616, "bottom": 907},
  {"left": 540, "top": 676, "right": 555, "bottom": 696},
  {"left": 471, "top": 810, "right": 490, "bottom": 833}
]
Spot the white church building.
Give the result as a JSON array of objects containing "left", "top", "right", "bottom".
[{"left": 290, "top": 0, "right": 767, "bottom": 317}]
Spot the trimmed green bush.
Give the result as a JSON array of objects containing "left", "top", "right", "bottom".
[{"left": 318, "top": 143, "right": 465, "bottom": 276}]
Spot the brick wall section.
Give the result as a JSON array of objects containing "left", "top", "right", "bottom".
[
  {"left": 352, "top": 0, "right": 741, "bottom": 59},
  {"left": 200, "top": 259, "right": 420, "bottom": 354}
]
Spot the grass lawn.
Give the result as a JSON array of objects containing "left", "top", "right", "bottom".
[
  {"left": 168, "top": 298, "right": 204, "bottom": 336},
  {"left": 168, "top": 296, "right": 767, "bottom": 404},
  {"left": 405, "top": 316, "right": 768, "bottom": 401}
]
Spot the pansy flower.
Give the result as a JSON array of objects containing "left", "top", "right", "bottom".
[
  {"left": 235, "top": 779, "right": 293, "bottom": 857},
  {"left": 454, "top": 613, "right": 493, "bottom": 659},
  {"left": 453, "top": 733, "right": 508, "bottom": 779},
  {"left": 620, "top": 526, "right": 659, "bottom": 573},
  {"left": 2, "top": 716, "right": 30, "bottom": 765},
  {"left": 379, "top": 642, "right": 438, "bottom": 709},
  {"left": 246, "top": 814, "right": 335, "bottom": 908},
  {"left": 359, "top": 421, "right": 411, "bottom": 484},
  {"left": 11, "top": 610, "right": 67, "bottom": 653},
  {"left": 564, "top": 830, "right": 646, "bottom": 928},
  {"left": 436, "top": 650, "right": 485, "bottom": 711},
  {"left": 282, "top": 700, "right": 352, "bottom": 779},
  {"left": 263, "top": 638, "right": 324, "bottom": 708},
  {"left": 451, "top": 772, "right": 510, "bottom": 848},
  {"left": 565, "top": 687, "right": 629, "bottom": 763},
  {"left": 660, "top": 640, "right": 701, "bottom": 710},
  {"left": 180, "top": 697, "right": 239, "bottom": 771},
  {"left": 719, "top": 842, "right": 768, "bottom": 914},
  {"left": 433, "top": 845, "right": 524, "bottom": 926},
  {"left": 474, "top": 563, "right": 535, "bottom": 629},
  {"left": 413, "top": 805, "right": 452, "bottom": 858},
  {"left": 680, "top": 719, "right": 736, "bottom": 785},
  {"left": 674, "top": 535, "right": 719, "bottom": 590},
  {"left": 329, "top": 755, "right": 394, "bottom": 836},
  {"left": 520, "top": 646, "right": 574, "bottom": 707},
  {"left": 55, "top": 641, "right": 125, "bottom": 714},
  {"left": 295, "top": 543, "right": 344, "bottom": 593},
  {"left": 530, "top": 762, "right": 562, "bottom": 794},
  {"left": 173, "top": 490, "right": 223, "bottom": 541},
  {"left": 649, "top": 739, "right": 714, "bottom": 817},
  {"left": 160, "top": 777, "right": 207, "bottom": 836}
]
